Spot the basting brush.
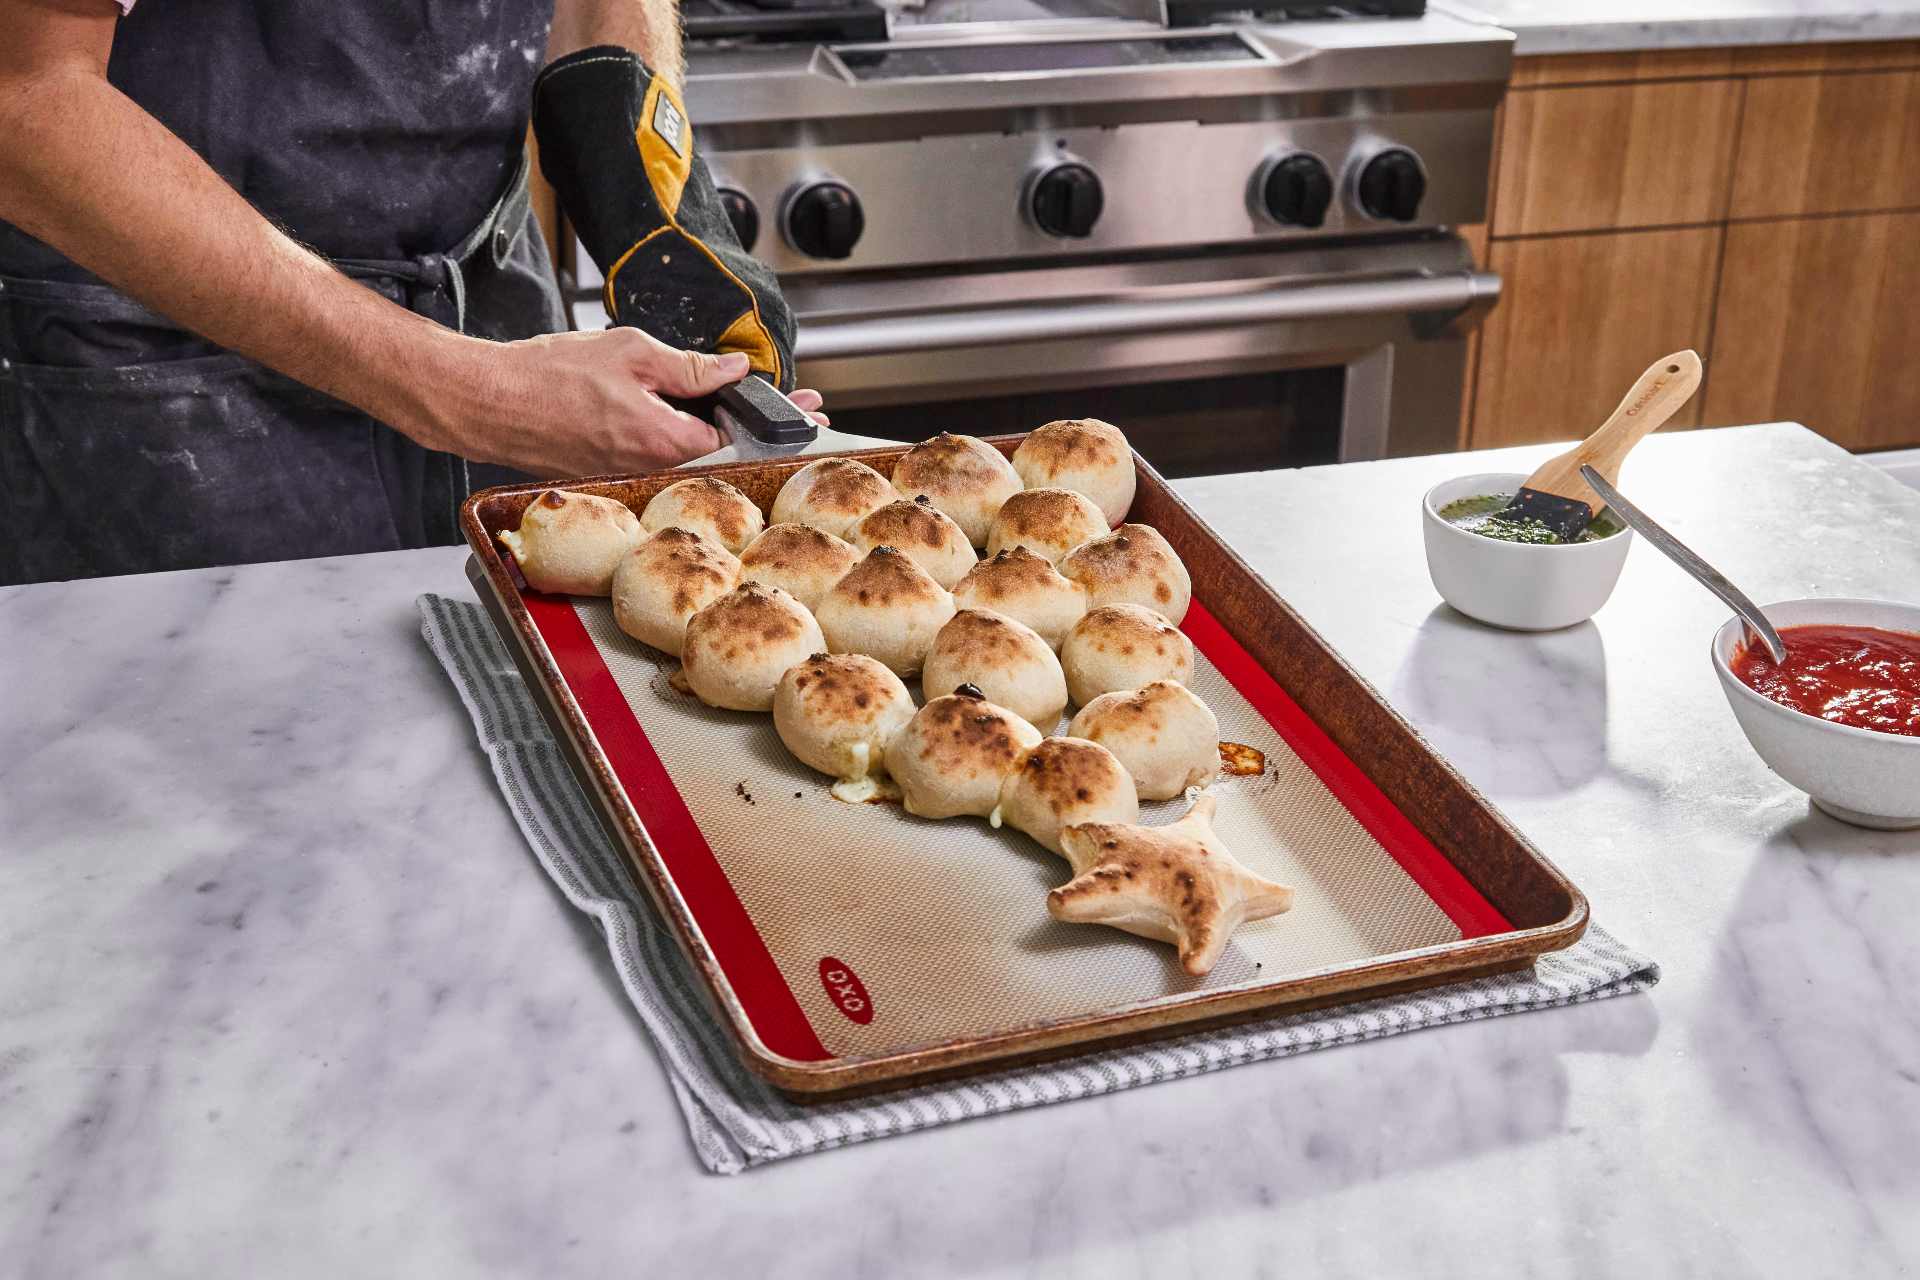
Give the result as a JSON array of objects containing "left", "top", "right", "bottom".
[{"left": 1498, "top": 350, "right": 1703, "bottom": 543}]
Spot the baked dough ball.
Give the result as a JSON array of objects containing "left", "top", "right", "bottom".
[
  {"left": 496, "top": 489, "right": 643, "bottom": 596},
  {"left": 951, "top": 547, "right": 1089, "bottom": 650},
  {"left": 641, "top": 476, "right": 764, "bottom": 555},
  {"left": 995, "top": 736, "right": 1139, "bottom": 855},
  {"left": 773, "top": 653, "right": 916, "bottom": 791},
  {"left": 1059, "top": 523, "right": 1192, "bottom": 624},
  {"left": 921, "top": 608, "right": 1068, "bottom": 732},
  {"left": 814, "top": 546, "right": 956, "bottom": 678},
  {"left": 680, "top": 582, "right": 824, "bottom": 712},
  {"left": 890, "top": 433, "right": 1023, "bottom": 547},
  {"left": 1068, "top": 680, "right": 1220, "bottom": 801},
  {"left": 611, "top": 527, "right": 742, "bottom": 658},
  {"left": 1060, "top": 604, "right": 1195, "bottom": 707},
  {"left": 847, "top": 497, "right": 976, "bottom": 590},
  {"left": 771, "top": 457, "right": 896, "bottom": 539},
  {"left": 738, "top": 523, "right": 860, "bottom": 612},
  {"left": 886, "top": 690, "right": 1043, "bottom": 820},
  {"left": 984, "top": 487, "right": 1109, "bottom": 567},
  {"left": 1011, "top": 419, "right": 1135, "bottom": 526}
]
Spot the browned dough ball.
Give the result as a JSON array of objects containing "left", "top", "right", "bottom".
[
  {"left": 496, "top": 489, "right": 644, "bottom": 596},
  {"left": 1059, "top": 523, "right": 1192, "bottom": 624},
  {"left": 995, "top": 736, "right": 1139, "bottom": 855},
  {"left": 771, "top": 457, "right": 896, "bottom": 539},
  {"left": 813, "top": 546, "right": 956, "bottom": 678},
  {"left": 680, "top": 582, "right": 825, "bottom": 712},
  {"left": 641, "top": 476, "right": 765, "bottom": 554},
  {"left": 1059, "top": 603, "right": 1195, "bottom": 707},
  {"left": 611, "top": 527, "right": 743, "bottom": 658},
  {"left": 847, "top": 497, "right": 976, "bottom": 590},
  {"left": 890, "top": 433, "right": 1023, "bottom": 547},
  {"left": 985, "top": 487, "right": 1109, "bottom": 566},
  {"left": 886, "top": 690, "right": 1043, "bottom": 820},
  {"left": 1011, "top": 419, "right": 1135, "bottom": 526},
  {"left": 738, "top": 523, "right": 861, "bottom": 612}
]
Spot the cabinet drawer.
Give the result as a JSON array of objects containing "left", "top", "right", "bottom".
[
  {"left": 1729, "top": 70, "right": 1920, "bottom": 219},
  {"left": 1704, "top": 212, "right": 1920, "bottom": 450},
  {"left": 1492, "top": 79, "right": 1742, "bottom": 235},
  {"left": 1472, "top": 228, "right": 1720, "bottom": 449}
]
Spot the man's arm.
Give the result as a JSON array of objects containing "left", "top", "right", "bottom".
[
  {"left": 547, "top": 0, "right": 683, "bottom": 87},
  {"left": 0, "top": 0, "right": 749, "bottom": 477}
]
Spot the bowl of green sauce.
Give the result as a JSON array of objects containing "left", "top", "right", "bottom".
[{"left": 1422, "top": 471, "right": 1633, "bottom": 631}]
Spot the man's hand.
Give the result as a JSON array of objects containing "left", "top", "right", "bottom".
[{"left": 415, "top": 328, "right": 825, "bottom": 477}]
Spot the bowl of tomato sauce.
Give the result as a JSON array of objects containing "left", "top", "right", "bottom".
[{"left": 1711, "top": 597, "right": 1920, "bottom": 829}]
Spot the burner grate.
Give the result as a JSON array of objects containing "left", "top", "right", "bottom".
[
  {"left": 683, "top": 0, "right": 888, "bottom": 44},
  {"left": 1164, "top": 0, "right": 1423, "bottom": 27}
]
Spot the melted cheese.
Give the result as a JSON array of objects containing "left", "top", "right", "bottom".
[{"left": 831, "top": 773, "right": 900, "bottom": 805}]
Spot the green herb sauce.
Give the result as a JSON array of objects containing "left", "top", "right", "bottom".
[{"left": 1437, "top": 493, "right": 1624, "bottom": 545}]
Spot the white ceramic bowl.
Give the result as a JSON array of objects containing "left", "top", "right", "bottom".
[
  {"left": 1711, "top": 597, "right": 1920, "bottom": 829},
  {"left": 1421, "top": 472, "right": 1635, "bottom": 631}
]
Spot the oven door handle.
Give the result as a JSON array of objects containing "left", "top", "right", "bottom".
[{"left": 794, "top": 270, "right": 1501, "bottom": 361}]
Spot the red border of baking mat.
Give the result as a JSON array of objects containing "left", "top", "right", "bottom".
[
  {"left": 524, "top": 592, "right": 831, "bottom": 1062},
  {"left": 522, "top": 591, "right": 1512, "bottom": 1063},
  {"left": 1179, "top": 601, "right": 1511, "bottom": 939}
]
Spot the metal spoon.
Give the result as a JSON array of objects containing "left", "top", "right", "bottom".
[{"left": 1579, "top": 465, "right": 1787, "bottom": 663}]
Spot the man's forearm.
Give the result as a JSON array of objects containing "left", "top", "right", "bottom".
[
  {"left": 0, "top": 56, "right": 484, "bottom": 454},
  {"left": 547, "top": 0, "right": 683, "bottom": 87}
]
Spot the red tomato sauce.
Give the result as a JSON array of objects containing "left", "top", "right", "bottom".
[{"left": 1731, "top": 624, "right": 1920, "bottom": 738}]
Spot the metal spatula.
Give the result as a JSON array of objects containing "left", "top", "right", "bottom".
[
  {"left": 690, "top": 374, "right": 882, "bottom": 465},
  {"left": 1500, "top": 350, "right": 1703, "bottom": 542}
]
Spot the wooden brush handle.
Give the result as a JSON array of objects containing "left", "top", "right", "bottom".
[{"left": 1520, "top": 350, "right": 1703, "bottom": 506}]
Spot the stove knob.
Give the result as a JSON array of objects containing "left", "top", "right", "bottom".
[
  {"left": 1029, "top": 163, "right": 1104, "bottom": 239},
  {"left": 784, "top": 181, "right": 864, "bottom": 260},
  {"left": 716, "top": 186, "right": 759, "bottom": 254},
  {"left": 1260, "top": 154, "right": 1334, "bottom": 228},
  {"left": 1356, "top": 149, "right": 1427, "bottom": 223}
]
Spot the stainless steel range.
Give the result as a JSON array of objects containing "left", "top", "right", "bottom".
[{"left": 598, "top": 0, "right": 1512, "bottom": 474}]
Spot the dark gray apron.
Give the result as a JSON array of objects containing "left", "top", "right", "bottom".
[{"left": 0, "top": 0, "right": 562, "bottom": 586}]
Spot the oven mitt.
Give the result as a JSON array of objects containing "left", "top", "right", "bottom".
[{"left": 532, "top": 46, "right": 797, "bottom": 391}]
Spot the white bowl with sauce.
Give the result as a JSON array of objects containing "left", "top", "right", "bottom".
[
  {"left": 1711, "top": 597, "right": 1920, "bottom": 830},
  {"left": 1421, "top": 471, "right": 1634, "bottom": 631}
]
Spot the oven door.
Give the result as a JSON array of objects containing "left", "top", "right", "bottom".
[{"left": 788, "top": 235, "right": 1498, "bottom": 477}]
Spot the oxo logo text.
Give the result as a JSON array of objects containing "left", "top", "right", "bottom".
[{"left": 817, "top": 957, "right": 874, "bottom": 1025}]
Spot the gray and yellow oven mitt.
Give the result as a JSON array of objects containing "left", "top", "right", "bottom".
[{"left": 532, "top": 47, "right": 797, "bottom": 390}]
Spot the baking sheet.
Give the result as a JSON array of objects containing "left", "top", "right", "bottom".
[{"left": 462, "top": 441, "right": 1587, "bottom": 1093}]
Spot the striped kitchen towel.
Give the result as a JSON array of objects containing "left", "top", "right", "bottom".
[{"left": 419, "top": 593, "right": 1659, "bottom": 1175}]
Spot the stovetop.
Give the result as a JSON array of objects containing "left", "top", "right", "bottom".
[{"left": 675, "top": 1, "right": 1504, "bottom": 277}]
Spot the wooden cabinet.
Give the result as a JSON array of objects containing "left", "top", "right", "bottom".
[
  {"left": 1729, "top": 70, "right": 1920, "bottom": 218},
  {"left": 1492, "top": 79, "right": 1742, "bottom": 235},
  {"left": 1466, "top": 40, "right": 1920, "bottom": 453},
  {"left": 1473, "top": 229, "right": 1720, "bottom": 448},
  {"left": 1704, "top": 212, "right": 1920, "bottom": 449}
]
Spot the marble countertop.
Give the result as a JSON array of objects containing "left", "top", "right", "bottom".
[
  {"left": 1433, "top": 0, "right": 1920, "bottom": 55},
  {"left": 6, "top": 423, "right": 1920, "bottom": 1276}
]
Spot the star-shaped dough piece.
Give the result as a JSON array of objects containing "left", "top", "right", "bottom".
[{"left": 1048, "top": 793, "right": 1293, "bottom": 977}]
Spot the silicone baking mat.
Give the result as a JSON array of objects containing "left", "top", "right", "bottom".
[{"left": 517, "top": 591, "right": 1511, "bottom": 1065}]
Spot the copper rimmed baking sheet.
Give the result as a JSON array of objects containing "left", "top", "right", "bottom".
[{"left": 463, "top": 443, "right": 1587, "bottom": 1096}]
